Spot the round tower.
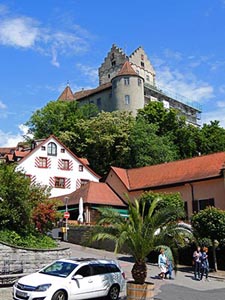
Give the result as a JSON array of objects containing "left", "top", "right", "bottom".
[{"left": 111, "top": 61, "right": 144, "bottom": 116}]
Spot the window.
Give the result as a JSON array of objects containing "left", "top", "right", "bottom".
[
  {"left": 111, "top": 61, "right": 116, "bottom": 67},
  {"left": 61, "top": 159, "right": 69, "bottom": 170},
  {"left": 138, "top": 78, "right": 142, "bottom": 86},
  {"left": 108, "top": 74, "right": 111, "bottom": 78},
  {"left": 91, "top": 264, "right": 107, "bottom": 275},
  {"left": 97, "top": 98, "right": 102, "bottom": 109},
  {"left": 39, "top": 157, "right": 47, "bottom": 168},
  {"left": 61, "top": 148, "right": 65, "bottom": 153},
  {"left": 125, "top": 95, "right": 130, "bottom": 105},
  {"left": 146, "top": 75, "right": 150, "bottom": 81},
  {"left": 79, "top": 165, "right": 83, "bottom": 172},
  {"left": 41, "top": 146, "right": 46, "bottom": 151},
  {"left": 80, "top": 179, "right": 89, "bottom": 186},
  {"left": 192, "top": 198, "right": 215, "bottom": 213},
  {"left": 141, "top": 54, "right": 144, "bottom": 60},
  {"left": 141, "top": 61, "right": 145, "bottom": 67},
  {"left": 124, "top": 77, "right": 130, "bottom": 85},
  {"left": 48, "top": 142, "right": 57, "bottom": 156},
  {"left": 75, "top": 265, "right": 91, "bottom": 277},
  {"left": 55, "top": 177, "right": 65, "bottom": 188}
]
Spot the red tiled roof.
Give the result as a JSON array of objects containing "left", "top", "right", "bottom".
[
  {"left": 74, "top": 82, "right": 111, "bottom": 101},
  {"left": 14, "top": 151, "right": 30, "bottom": 158},
  {"left": 0, "top": 147, "right": 16, "bottom": 154},
  {"left": 117, "top": 61, "right": 138, "bottom": 77},
  {"left": 58, "top": 85, "right": 75, "bottom": 101},
  {"left": 79, "top": 158, "right": 89, "bottom": 165},
  {"left": 53, "top": 181, "right": 126, "bottom": 207},
  {"left": 111, "top": 152, "right": 225, "bottom": 190}
]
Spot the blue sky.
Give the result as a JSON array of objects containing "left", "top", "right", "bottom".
[{"left": 1, "top": 0, "right": 225, "bottom": 146}]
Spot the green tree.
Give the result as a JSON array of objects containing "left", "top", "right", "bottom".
[
  {"left": 128, "top": 117, "right": 178, "bottom": 167},
  {"left": 26, "top": 100, "right": 98, "bottom": 139},
  {"left": 191, "top": 206, "right": 225, "bottom": 271},
  {"left": 83, "top": 111, "right": 135, "bottom": 175},
  {"left": 91, "top": 195, "right": 192, "bottom": 284},
  {"left": 0, "top": 164, "right": 59, "bottom": 235},
  {"left": 199, "top": 121, "right": 225, "bottom": 155}
]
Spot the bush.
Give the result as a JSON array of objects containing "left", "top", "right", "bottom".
[{"left": 0, "top": 230, "right": 57, "bottom": 249}]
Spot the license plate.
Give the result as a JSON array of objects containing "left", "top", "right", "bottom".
[{"left": 16, "top": 290, "right": 28, "bottom": 297}]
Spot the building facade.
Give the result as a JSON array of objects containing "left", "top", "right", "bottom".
[
  {"left": 15, "top": 135, "right": 100, "bottom": 198},
  {"left": 58, "top": 44, "right": 201, "bottom": 125}
]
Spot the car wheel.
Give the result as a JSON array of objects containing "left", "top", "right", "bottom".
[
  {"left": 51, "top": 290, "right": 67, "bottom": 300},
  {"left": 107, "top": 285, "right": 120, "bottom": 300}
]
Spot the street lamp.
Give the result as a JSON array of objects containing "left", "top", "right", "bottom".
[{"left": 64, "top": 196, "right": 69, "bottom": 241}]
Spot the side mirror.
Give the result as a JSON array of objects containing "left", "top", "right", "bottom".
[{"left": 72, "top": 274, "right": 83, "bottom": 280}]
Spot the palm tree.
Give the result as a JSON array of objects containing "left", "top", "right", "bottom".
[{"left": 91, "top": 196, "right": 192, "bottom": 285}]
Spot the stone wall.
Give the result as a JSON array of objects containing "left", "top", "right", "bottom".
[{"left": 0, "top": 242, "right": 71, "bottom": 274}]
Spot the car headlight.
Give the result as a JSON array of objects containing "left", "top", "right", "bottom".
[{"left": 35, "top": 284, "right": 52, "bottom": 291}]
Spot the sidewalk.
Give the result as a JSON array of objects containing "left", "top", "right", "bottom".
[{"left": 1, "top": 242, "right": 224, "bottom": 300}]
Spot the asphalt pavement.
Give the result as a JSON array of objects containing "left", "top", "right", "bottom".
[{"left": 1, "top": 241, "right": 225, "bottom": 300}]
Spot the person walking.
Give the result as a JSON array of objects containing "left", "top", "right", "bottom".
[
  {"left": 200, "top": 247, "right": 209, "bottom": 281},
  {"left": 158, "top": 248, "right": 167, "bottom": 280},
  {"left": 193, "top": 246, "right": 202, "bottom": 280}
]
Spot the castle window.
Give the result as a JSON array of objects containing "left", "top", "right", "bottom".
[
  {"left": 111, "top": 60, "right": 116, "bottom": 67},
  {"left": 141, "top": 54, "right": 144, "bottom": 60},
  {"left": 111, "top": 53, "right": 115, "bottom": 60},
  {"left": 97, "top": 98, "right": 102, "bottom": 109},
  {"left": 146, "top": 75, "right": 150, "bottom": 81},
  {"left": 141, "top": 61, "right": 145, "bottom": 67},
  {"left": 47, "top": 142, "right": 57, "bottom": 156},
  {"left": 138, "top": 78, "right": 142, "bottom": 86},
  {"left": 125, "top": 95, "right": 130, "bottom": 105},
  {"left": 124, "top": 77, "right": 130, "bottom": 85},
  {"left": 108, "top": 74, "right": 111, "bottom": 78}
]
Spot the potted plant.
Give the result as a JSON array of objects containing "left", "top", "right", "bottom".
[{"left": 91, "top": 195, "right": 192, "bottom": 300}]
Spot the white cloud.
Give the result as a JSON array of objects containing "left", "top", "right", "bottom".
[
  {"left": 76, "top": 63, "right": 98, "bottom": 83},
  {"left": 0, "top": 9, "right": 91, "bottom": 67},
  {"left": 156, "top": 66, "right": 214, "bottom": 103},
  {"left": 0, "top": 124, "right": 33, "bottom": 147},
  {"left": 0, "top": 17, "right": 40, "bottom": 48},
  {"left": 201, "top": 108, "right": 225, "bottom": 128},
  {"left": 0, "top": 100, "right": 7, "bottom": 109}
]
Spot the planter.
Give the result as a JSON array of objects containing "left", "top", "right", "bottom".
[{"left": 127, "top": 281, "right": 154, "bottom": 300}]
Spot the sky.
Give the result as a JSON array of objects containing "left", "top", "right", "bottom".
[{"left": 1, "top": 0, "right": 225, "bottom": 146}]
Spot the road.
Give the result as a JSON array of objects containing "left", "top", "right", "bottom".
[{"left": 1, "top": 241, "right": 225, "bottom": 300}]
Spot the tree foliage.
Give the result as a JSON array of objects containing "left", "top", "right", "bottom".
[
  {"left": 0, "top": 164, "right": 60, "bottom": 235},
  {"left": 25, "top": 99, "right": 225, "bottom": 176},
  {"left": 90, "top": 194, "right": 192, "bottom": 284}
]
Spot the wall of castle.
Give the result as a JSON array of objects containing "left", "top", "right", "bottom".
[
  {"left": 112, "top": 75, "right": 145, "bottom": 115},
  {"left": 0, "top": 242, "right": 71, "bottom": 274}
]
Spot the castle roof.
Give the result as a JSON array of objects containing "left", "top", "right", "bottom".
[
  {"left": 117, "top": 61, "right": 138, "bottom": 77},
  {"left": 58, "top": 85, "right": 75, "bottom": 101}
]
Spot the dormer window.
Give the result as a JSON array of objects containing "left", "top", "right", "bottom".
[{"left": 47, "top": 142, "right": 57, "bottom": 156}]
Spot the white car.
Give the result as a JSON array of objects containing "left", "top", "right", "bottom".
[{"left": 13, "top": 258, "right": 125, "bottom": 300}]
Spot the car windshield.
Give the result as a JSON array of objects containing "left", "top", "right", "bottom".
[{"left": 39, "top": 261, "right": 78, "bottom": 277}]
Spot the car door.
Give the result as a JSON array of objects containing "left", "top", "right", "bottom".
[
  {"left": 69, "top": 265, "right": 97, "bottom": 300},
  {"left": 90, "top": 264, "right": 111, "bottom": 298}
]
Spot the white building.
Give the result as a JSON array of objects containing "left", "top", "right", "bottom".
[{"left": 16, "top": 135, "right": 100, "bottom": 197}]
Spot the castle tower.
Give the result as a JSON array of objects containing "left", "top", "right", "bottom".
[
  {"left": 98, "top": 44, "right": 127, "bottom": 85},
  {"left": 111, "top": 61, "right": 144, "bottom": 115},
  {"left": 129, "top": 46, "right": 156, "bottom": 86}
]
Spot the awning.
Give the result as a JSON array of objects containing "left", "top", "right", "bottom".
[
  {"left": 58, "top": 208, "right": 78, "bottom": 212},
  {"left": 92, "top": 206, "right": 129, "bottom": 217}
]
